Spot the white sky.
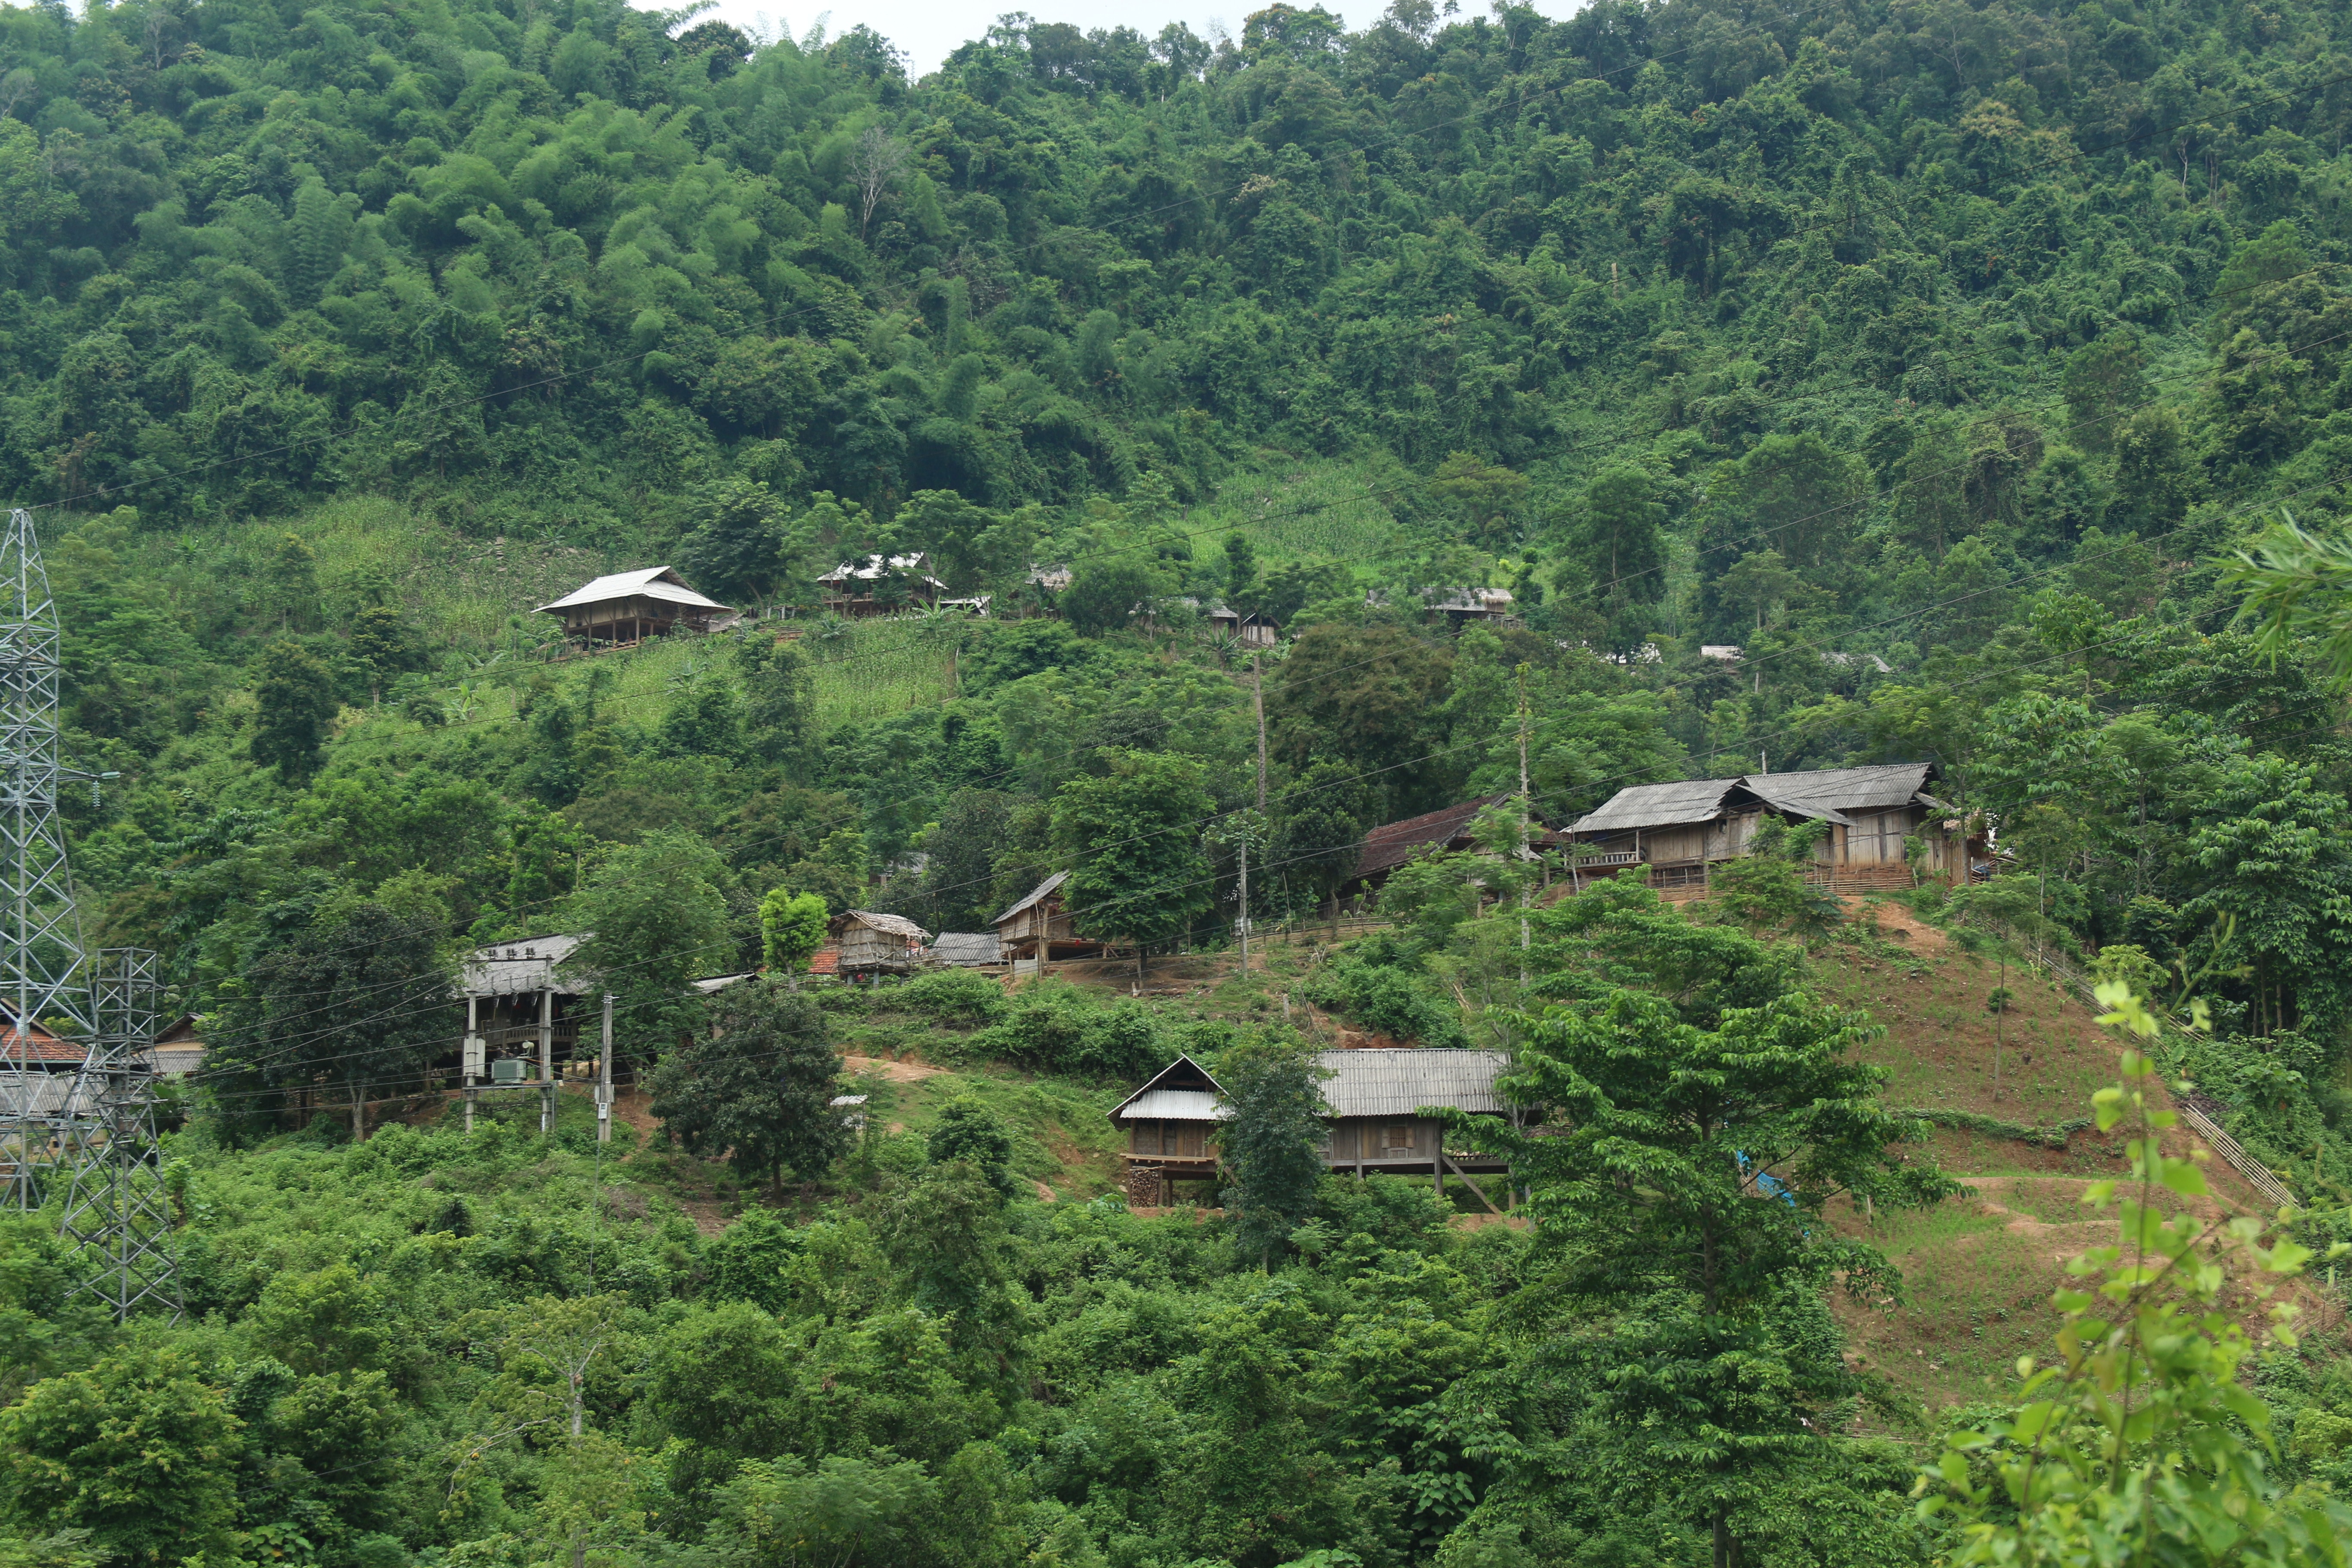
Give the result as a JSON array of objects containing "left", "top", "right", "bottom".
[{"left": 711, "top": 0, "right": 1583, "bottom": 78}]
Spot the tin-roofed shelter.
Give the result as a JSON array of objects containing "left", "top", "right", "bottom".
[
  {"left": 1109, "top": 1048, "right": 1518, "bottom": 1209},
  {"left": 930, "top": 932, "right": 1001, "bottom": 968},
  {"left": 458, "top": 932, "right": 590, "bottom": 1130},
  {"left": 1565, "top": 762, "right": 1980, "bottom": 895},
  {"left": 538, "top": 567, "right": 734, "bottom": 648}
]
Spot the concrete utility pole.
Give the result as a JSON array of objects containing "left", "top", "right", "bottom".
[
  {"left": 597, "top": 992, "right": 614, "bottom": 1144},
  {"left": 1237, "top": 832, "right": 1250, "bottom": 977},
  {"left": 462, "top": 994, "right": 481, "bottom": 1133},
  {"left": 537, "top": 987, "right": 553, "bottom": 1135}
]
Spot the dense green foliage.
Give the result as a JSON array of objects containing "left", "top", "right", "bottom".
[{"left": 18, "top": 0, "right": 2352, "bottom": 1558}]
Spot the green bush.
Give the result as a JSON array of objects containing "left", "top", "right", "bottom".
[
  {"left": 967, "top": 982, "right": 1167, "bottom": 1078},
  {"left": 898, "top": 968, "right": 1010, "bottom": 1029},
  {"left": 1303, "top": 956, "right": 1468, "bottom": 1048}
]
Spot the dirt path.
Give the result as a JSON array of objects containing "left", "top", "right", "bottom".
[{"left": 842, "top": 1054, "right": 950, "bottom": 1082}]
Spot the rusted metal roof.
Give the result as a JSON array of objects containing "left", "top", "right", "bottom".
[
  {"left": 1354, "top": 795, "right": 1516, "bottom": 880},
  {"left": 1314, "top": 1048, "right": 1510, "bottom": 1118}
]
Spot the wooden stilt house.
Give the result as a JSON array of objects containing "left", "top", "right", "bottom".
[
  {"left": 829, "top": 910, "right": 931, "bottom": 976},
  {"left": 537, "top": 567, "right": 735, "bottom": 648},
  {"left": 1109, "top": 1048, "right": 1518, "bottom": 1209}
]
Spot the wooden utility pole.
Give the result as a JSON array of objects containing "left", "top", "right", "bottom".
[{"left": 1237, "top": 831, "right": 1250, "bottom": 977}]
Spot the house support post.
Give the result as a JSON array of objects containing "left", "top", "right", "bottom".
[
  {"left": 463, "top": 994, "right": 479, "bottom": 1133},
  {"left": 1441, "top": 1152, "right": 1504, "bottom": 1216},
  {"left": 538, "top": 988, "right": 553, "bottom": 1136}
]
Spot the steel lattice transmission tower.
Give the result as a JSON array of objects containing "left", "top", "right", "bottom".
[
  {"left": 58, "top": 947, "right": 181, "bottom": 1321},
  {"left": 0, "top": 508, "right": 181, "bottom": 1320},
  {"left": 0, "top": 506, "right": 90, "bottom": 1212}
]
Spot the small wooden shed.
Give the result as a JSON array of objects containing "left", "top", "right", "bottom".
[
  {"left": 1207, "top": 607, "right": 1280, "bottom": 647},
  {"left": 143, "top": 1014, "right": 205, "bottom": 1077},
  {"left": 830, "top": 910, "right": 931, "bottom": 975},
  {"left": 537, "top": 567, "right": 734, "bottom": 647},
  {"left": 992, "top": 871, "right": 1102, "bottom": 964},
  {"left": 1107, "top": 1055, "right": 1227, "bottom": 1205}
]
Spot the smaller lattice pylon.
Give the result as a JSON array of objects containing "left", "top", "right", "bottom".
[{"left": 56, "top": 948, "right": 181, "bottom": 1322}]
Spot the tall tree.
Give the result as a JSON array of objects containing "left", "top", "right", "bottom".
[
  {"left": 208, "top": 876, "right": 456, "bottom": 1141},
  {"left": 1215, "top": 1030, "right": 1330, "bottom": 1268},
  {"left": 1052, "top": 749, "right": 1216, "bottom": 980},
  {"left": 649, "top": 978, "right": 847, "bottom": 1199},
  {"left": 251, "top": 638, "right": 338, "bottom": 783},
  {"left": 759, "top": 887, "right": 830, "bottom": 988},
  {"left": 1451, "top": 978, "right": 1954, "bottom": 1568},
  {"left": 564, "top": 832, "right": 735, "bottom": 1068}
]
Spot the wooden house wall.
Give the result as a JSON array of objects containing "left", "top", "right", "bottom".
[
  {"left": 1641, "top": 824, "right": 1712, "bottom": 864},
  {"left": 1127, "top": 1120, "right": 1213, "bottom": 1158},
  {"left": 1323, "top": 1116, "right": 1445, "bottom": 1165}
]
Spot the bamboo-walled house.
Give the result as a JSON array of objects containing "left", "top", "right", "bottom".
[{"left": 829, "top": 910, "right": 930, "bottom": 975}]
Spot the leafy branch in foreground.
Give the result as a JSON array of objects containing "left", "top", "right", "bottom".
[{"left": 1917, "top": 981, "right": 2350, "bottom": 1567}]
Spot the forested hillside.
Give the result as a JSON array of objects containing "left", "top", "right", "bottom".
[{"left": 12, "top": 0, "right": 2352, "bottom": 1561}]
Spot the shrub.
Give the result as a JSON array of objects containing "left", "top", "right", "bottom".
[
  {"left": 1303, "top": 956, "right": 1468, "bottom": 1048},
  {"left": 898, "top": 968, "right": 1009, "bottom": 1029},
  {"left": 968, "top": 982, "right": 1167, "bottom": 1078}
]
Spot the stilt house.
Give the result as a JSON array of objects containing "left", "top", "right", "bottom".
[
  {"left": 992, "top": 871, "right": 1103, "bottom": 965},
  {"left": 537, "top": 567, "right": 734, "bottom": 647},
  {"left": 816, "top": 554, "right": 949, "bottom": 616},
  {"left": 1564, "top": 762, "right": 1982, "bottom": 894},
  {"left": 1109, "top": 1048, "right": 1517, "bottom": 1208},
  {"left": 829, "top": 910, "right": 931, "bottom": 975}
]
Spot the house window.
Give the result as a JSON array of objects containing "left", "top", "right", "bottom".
[{"left": 1381, "top": 1124, "right": 1417, "bottom": 1152}]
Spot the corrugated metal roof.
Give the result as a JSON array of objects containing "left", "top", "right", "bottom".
[
  {"left": 460, "top": 933, "right": 588, "bottom": 997},
  {"left": 1315, "top": 1049, "right": 1510, "bottom": 1117},
  {"left": 1742, "top": 778, "right": 1855, "bottom": 826},
  {"left": 1119, "top": 1088, "right": 1228, "bottom": 1121},
  {"left": 1741, "top": 763, "right": 1936, "bottom": 814},
  {"left": 692, "top": 971, "right": 759, "bottom": 994},
  {"left": 1107, "top": 1054, "right": 1223, "bottom": 1122},
  {"left": 537, "top": 567, "right": 729, "bottom": 614},
  {"left": 994, "top": 870, "right": 1069, "bottom": 926},
  {"left": 1568, "top": 778, "right": 1745, "bottom": 834},
  {"left": 931, "top": 932, "right": 1001, "bottom": 965},
  {"left": 1355, "top": 796, "right": 1515, "bottom": 880}
]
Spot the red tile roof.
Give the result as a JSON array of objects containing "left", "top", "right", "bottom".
[
  {"left": 1, "top": 1021, "right": 80, "bottom": 1064},
  {"left": 1353, "top": 795, "right": 1516, "bottom": 881}
]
